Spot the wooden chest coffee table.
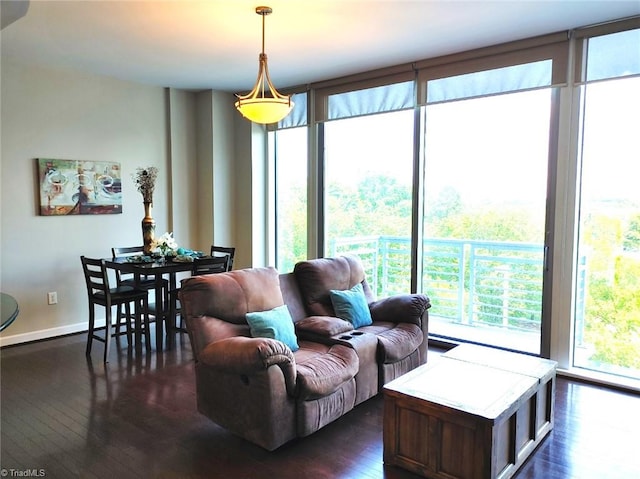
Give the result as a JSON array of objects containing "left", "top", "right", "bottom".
[{"left": 383, "top": 344, "right": 556, "bottom": 479}]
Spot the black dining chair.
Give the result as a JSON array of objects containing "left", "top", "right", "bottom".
[
  {"left": 111, "top": 245, "right": 169, "bottom": 321},
  {"left": 210, "top": 245, "right": 235, "bottom": 271},
  {"left": 170, "top": 255, "right": 231, "bottom": 336},
  {"left": 81, "top": 256, "right": 151, "bottom": 362},
  {"left": 111, "top": 246, "right": 169, "bottom": 292},
  {"left": 192, "top": 255, "right": 231, "bottom": 276}
]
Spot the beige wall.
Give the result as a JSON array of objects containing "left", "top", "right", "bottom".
[
  {"left": 0, "top": 60, "right": 251, "bottom": 346},
  {"left": 168, "top": 88, "right": 198, "bottom": 248},
  {"left": 233, "top": 114, "right": 270, "bottom": 268}
]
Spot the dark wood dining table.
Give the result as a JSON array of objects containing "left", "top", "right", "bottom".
[{"left": 104, "top": 256, "right": 195, "bottom": 350}]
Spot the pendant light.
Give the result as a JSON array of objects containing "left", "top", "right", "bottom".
[{"left": 235, "top": 6, "right": 294, "bottom": 124}]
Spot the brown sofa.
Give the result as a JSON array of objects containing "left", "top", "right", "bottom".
[{"left": 178, "top": 255, "right": 431, "bottom": 450}]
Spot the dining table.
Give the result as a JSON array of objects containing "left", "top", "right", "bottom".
[
  {"left": 1, "top": 292, "right": 20, "bottom": 332},
  {"left": 104, "top": 256, "right": 196, "bottom": 350}
]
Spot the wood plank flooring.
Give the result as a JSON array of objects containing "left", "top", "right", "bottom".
[{"left": 1, "top": 332, "right": 639, "bottom": 479}]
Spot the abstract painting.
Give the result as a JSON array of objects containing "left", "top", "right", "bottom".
[{"left": 37, "top": 158, "right": 123, "bottom": 215}]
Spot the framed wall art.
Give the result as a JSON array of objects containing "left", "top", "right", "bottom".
[{"left": 37, "top": 158, "right": 123, "bottom": 215}]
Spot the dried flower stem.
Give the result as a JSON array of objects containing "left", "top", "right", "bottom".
[{"left": 132, "top": 167, "right": 158, "bottom": 203}]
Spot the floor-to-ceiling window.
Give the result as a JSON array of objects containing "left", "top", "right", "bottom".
[
  {"left": 271, "top": 127, "right": 308, "bottom": 272},
  {"left": 323, "top": 110, "right": 414, "bottom": 296},
  {"left": 269, "top": 17, "right": 640, "bottom": 390},
  {"left": 270, "top": 93, "right": 308, "bottom": 273},
  {"left": 315, "top": 78, "right": 416, "bottom": 295},
  {"left": 420, "top": 82, "right": 554, "bottom": 355},
  {"left": 573, "top": 26, "right": 640, "bottom": 380}
]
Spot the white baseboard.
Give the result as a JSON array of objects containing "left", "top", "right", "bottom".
[{"left": 0, "top": 318, "right": 106, "bottom": 348}]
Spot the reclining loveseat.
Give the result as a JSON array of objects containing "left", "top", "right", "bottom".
[{"left": 178, "top": 255, "right": 431, "bottom": 450}]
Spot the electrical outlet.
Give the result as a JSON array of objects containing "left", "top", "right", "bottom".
[{"left": 47, "top": 292, "right": 58, "bottom": 305}]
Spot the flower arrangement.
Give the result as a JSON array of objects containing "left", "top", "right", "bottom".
[
  {"left": 154, "top": 232, "right": 178, "bottom": 256},
  {"left": 132, "top": 166, "right": 158, "bottom": 203}
]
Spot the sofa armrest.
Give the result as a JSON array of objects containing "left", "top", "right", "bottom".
[
  {"left": 199, "top": 336, "right": 297, "bottom": 395},
  {"left": 369, "top": 294, "right": 431, "bottom": 327},
  {"left": 295, "top": 315, "right": 354, "bottom": 339}
]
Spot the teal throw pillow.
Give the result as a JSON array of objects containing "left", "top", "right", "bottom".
[
  {"left": 329, "top": 283, "right": 373, "bottom": 329},
  {"left": 246, "top": 305, "right": 299, "bottom": 352}
]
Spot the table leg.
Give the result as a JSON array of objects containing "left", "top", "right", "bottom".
[
  {"left": 155, "top": 274, "right": 165, "bottom": 351},
  {"left": 166, "top": 273, "right": 177, "bottom": 349}
]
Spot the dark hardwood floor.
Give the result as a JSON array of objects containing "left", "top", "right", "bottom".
[{"left": 1, "top": 331, "right": 639, "bottom": 479}]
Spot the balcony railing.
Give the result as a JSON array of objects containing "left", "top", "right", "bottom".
[{"left": 330, "top": 236, "right": 554, "bottom": 334}]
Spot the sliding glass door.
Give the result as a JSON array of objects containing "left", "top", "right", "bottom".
[{"left": 422, "top": 88, "right": 552, "bottom": 354}]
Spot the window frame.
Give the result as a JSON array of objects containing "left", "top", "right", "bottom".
[{"left": 267, "top": 16, "right": 640, "bottom": 391}]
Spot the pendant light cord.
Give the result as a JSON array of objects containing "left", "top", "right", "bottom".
[{"left": 262, "top": 12, "right": 266, "bottom": 55}]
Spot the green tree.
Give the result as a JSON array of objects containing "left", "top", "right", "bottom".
[
  {"left": 585, "top": 255, "right": 640, "bottom": 369},
  {"left": 623, "top": 214, "right": 640, "bottom": 252},
  {"left": 277, "top": 183, "right": 307, "bottom": 272},
  {"left": 430, "top": 206, "right": 542, "bottom": 242},
  {"left": 429, "top": 186, "right": 462, "bottom": 221},
  {"left": 327, "top": 174, "right": 412, "bottom": 240}
]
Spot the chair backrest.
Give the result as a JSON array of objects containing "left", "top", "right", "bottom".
[
  {"left": 81, "top": 256, "right": 111, "bottom": 301},
  {"left": 111, "top": 246, "right": 144, "bottom": 283},
  {"left": 293, "top": 255, "right": 375, "bottom": 317},
  {"left": 210, "top": 245, "right": 235, "bottom": 271},
  {"left": 112, "top": 246, "right": 145, "bottom": 257},
  {"left": 192, "top": 256, "right": 230, "bottom": 276}
]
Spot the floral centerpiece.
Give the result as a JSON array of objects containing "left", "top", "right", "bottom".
[{"left": 154, "top": 232, "right": 178, "bottom": 257}]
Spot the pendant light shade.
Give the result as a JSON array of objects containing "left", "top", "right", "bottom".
[{"left": 235, "top": 6, "right": 294, "bottom": 124}]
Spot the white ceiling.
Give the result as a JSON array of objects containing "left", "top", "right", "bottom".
[{"left": 2, "top": 1, "right": 639, "bottom": 93}]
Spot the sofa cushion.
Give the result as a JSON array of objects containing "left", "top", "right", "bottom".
[
  {"left": 294, "top": 256, "right": 375, "bottom": 317},
  {"left": 294, "top": 342, "right": 359, "bottom": 400},
  {"left": 246, "top": 305, "right": 299, "bottom": 352},
  {"left": 330, "top": 283, "right": 373, "bottom": 328},
  {"left": 279, "top": 272, "right": 308, "bottom": 322}
]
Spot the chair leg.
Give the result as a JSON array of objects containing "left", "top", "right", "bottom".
[
  {"left": 115, "top": 304, "right": 123, "bottom": 338},
  {"left": 103, "top": 306, "right": 112, "bottom": 363},
  {"left": 124, "top": 302, "right": 133, "bottom": 348},
  {"left": 168, "top": 293, "right": 175, "bottom": 339},
  {"left": 86, "top": 305, "right": 95, "bottom": 356}
]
